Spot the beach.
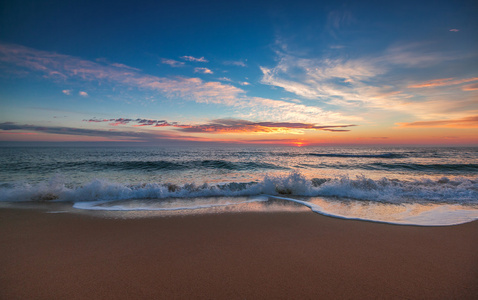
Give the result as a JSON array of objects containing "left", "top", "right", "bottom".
[{"left": 1, "top": 207, "right": 477, "bottom": 299}]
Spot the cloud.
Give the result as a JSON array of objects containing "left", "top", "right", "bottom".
[
  {"left": 0, "top": 43, "right": 242, "bottom": 105},
  {"left": 181, "top": 56, "right": 208, "bottom": 62},
  {"left": 62, "top": 89, "right": 71, "bottom": 95},
  {"left": 0, "top": 121, "right": 201, "bottom": 141},
  {"left": 223, "top": 60, "right": 246, "bottom": 67},
  {"left": 217, "top": 77, "right": 250, "bottom": 87},
  {"left": 85, "top": 118, "right": 171, "bottom": 127},
  {"left": 0, "top": 43, "right": 355, "bottom": 124},
  {"left": 84, "top": 118, "right": 356, "bottom": 134},
  {"left": 79, "top": 91, "right": 88, "bottom": 97},
  {"left": 194, "top": 67, "right": 213, "bottom": 74},
  {"left": 382, "top": 43, "right": 451, "bottom": 68},
  {"left": 449, "top": 29, "right": 459, "bottom": 32},
  {"left": 0, "top": 122, "right": 154, "bottom": 139},
  {"left": 161, "top": 58, "right": 185, "bottom": 67},
  {"left": 329, "top": 45, "right": 345, "bottom": 49},
  {"left": 260, "top": 54, "right": 385, "bottom": 101},
  {"left": 396, "top": 115, "right": 478, "bottom": 128},
  {"left": 108, "top": 118, "right": 133, "bottom": 126},
  {"left": 242, "top": 97, "right": 361, "bottom": 124},
  {"left": 259, "top": 40, "right": 474, "bottom": 121},
  {"left": 110, "top": 63, "right": 140, "bottom": 71},
  {"left": 0, "top": 132, "right": 37, "bottom": 135},
  {"left": 85, "top": 119, "right": 110, "bottom": 123},
  {"left": 177, "top": 119, "right": 355, "bottom": 134},
  {"left": 326, "top": 9, "right": 355, "bottom": 39},
  {"left": 408, "top": 77, "right": 478, "bottom": 88},
  {"left": 462, "top": 82, "right": 478, "bottom": 91}
]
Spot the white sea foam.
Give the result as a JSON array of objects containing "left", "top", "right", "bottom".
[
  {"left": 72, "top": 194, "right": 478, "bottom": 226},
  {"left": 73, "top": 197, "right": 269, "bottom": 211},
  {"left": 1, "top": 172, "right": 477, "bottom": 226},
  {"left": 265, "top": 195, "right": 478, "bottom": 226},
  {"left": 1, "top": 172, "right": 477, "bottom": 204}
]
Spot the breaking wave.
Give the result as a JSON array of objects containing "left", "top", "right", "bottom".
[{"left": 1, "top": 172, "right": 477, "bottom": 204}]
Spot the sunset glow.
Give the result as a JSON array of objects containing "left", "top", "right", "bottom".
[{"left": 0, "top": 0, "right": 477, "bottom": 145}]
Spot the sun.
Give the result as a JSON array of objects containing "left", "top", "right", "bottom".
[{"left": 292, "top": 141, "right": 306, "bottom": 147}]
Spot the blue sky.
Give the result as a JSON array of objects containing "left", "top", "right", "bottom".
[{"left": 0, "top": 0, "right": 477, "bottom": 145}]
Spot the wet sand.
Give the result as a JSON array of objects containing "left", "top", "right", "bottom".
[{"left": 1, "top": 207, "right": 477, "bottom": 299}]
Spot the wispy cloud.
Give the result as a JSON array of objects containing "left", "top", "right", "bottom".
[
  {"left": 223, "top": 60, "right": 247, "bottom": 67},
  {"left": 62, "top": 89, "right": 71, "bottom": 95},
  {"left": 84, "top": 118, "right": 356, "bottom": 134},
  {"left": 0, "top": 122, "right": 153, "bottom": 139},
  {"left": 408, "top": 77, "right": 478, "bottom": 88},
  {"left": 326, "top": 9, "right": 355, "bottom": 39},
  {"left": 462, "top": 82, "right": 478, "bottom": 91},
  {"left": 0, "top": 43, "right": 242, "bottom": 105},
  {"left": 0, "top": 122, "right": 201, "bottom": 141},
  {"left": 181, "top": 56, "right": 208, "bottom": 62},
  {"left": 382, "top": 43, "right": 451, "bottom": 68},
  {"left": 110, "top": 63, "right": 141, "bottom": 71},
  {"left": 239, "top": 97, "right": 361, "bottom": 124},
  {"left": 260, "top": 40, "right": 476, "bottom": 121},
  {"left": 260, "top": 54, "right": 386, "bottom": 102},
  {"left": 0, "top": 43, "right": 355, "bottom": 124},
  {"left": 79, "top": 91, "right": 88, "bottom": 97},
  {"left": 161, "top": 58, "right": 185, "bottom": 67},
  {"left": 0, "top": 132, "right": 38, "bottom": 135},
  {"left": 396, "top": 115, "right": 478, "bottom": 128},
  {"left": 449, "top": 29, "right": 459, "bottom": 32},
  {"left": 194, "top": 67, "right": 213, "bottom": 74}
]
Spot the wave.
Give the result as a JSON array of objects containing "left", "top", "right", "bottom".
[
  {"left": 2, "top": 160, "right": 288, "bottom": 172},
  {"left": 300, "top": 162, "right": 478, "bottom": 174},
  {"left": 366, "top": 163, "right": 478, "bottom": 172},
  {"left": 307, "top": 153, "right": 406, "bottom": 158},
  {"left": 1, "top": 172, "right": 477, "bottom": 204}
]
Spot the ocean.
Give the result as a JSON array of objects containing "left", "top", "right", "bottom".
[{"left": 1, "top": 145, "right": 477, "bottom": 226}]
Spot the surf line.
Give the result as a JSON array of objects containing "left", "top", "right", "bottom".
[
  {"left": 264, "top": 194, "right": 408, "bottom": 225},
  {"left": 263, "top": 194, "right": 339, "bottom": 218},
  {"left": 73, "top": 197, "right": 269, "bottom": 211}
]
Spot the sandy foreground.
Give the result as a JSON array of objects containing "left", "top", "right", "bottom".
[{"left": 1, "top": 207, "right": 477, "bottom": 299}]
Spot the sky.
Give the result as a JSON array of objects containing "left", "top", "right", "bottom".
[{"left": 0, "top": 0, "right": 477, "bottom": 146}]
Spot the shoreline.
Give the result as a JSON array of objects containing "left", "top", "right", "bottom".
[{"left": 1, "top": 207, "right": 477, "bottom": 299}]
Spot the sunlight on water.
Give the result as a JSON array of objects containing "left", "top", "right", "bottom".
[
  {"left": 72, "top": 196, "right": 309, "bottom": 218},
  {"left": 71, "top": 195, "right": 478, "bottom": 226},
  {"left": 304, "top": 197, "right": 478, "bottom": 226}
]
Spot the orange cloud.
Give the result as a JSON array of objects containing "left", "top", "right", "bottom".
[
  {"left": 0, "top": 132, "right": 37, "bottom": 135},
  {"left": 462, "top": 82, "right": 478, "bottom": 91},
  {"left": 408, "top": 77, "right": 478, "bottom": 88},
  {"left": 84, "top": 118, "right": 356, "bottom": 134},
  {"left": 396, "top": 115, "right": 478, "bottom": 128}
]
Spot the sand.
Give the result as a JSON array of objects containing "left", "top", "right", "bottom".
[{"left": 1, "top": 207, "right": 477, "bottom": 299}]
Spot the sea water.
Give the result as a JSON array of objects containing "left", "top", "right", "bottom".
[{"left": 0, "top": 145, "right": 477, "bottom": 226}]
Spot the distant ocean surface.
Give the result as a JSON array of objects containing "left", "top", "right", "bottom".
[{"left": 1, "top": 145, "right": 477, "bottom": 226}]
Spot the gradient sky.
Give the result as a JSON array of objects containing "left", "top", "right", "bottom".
[{"left": 0, "top": 0, "right": 477, "bottom": 145}]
